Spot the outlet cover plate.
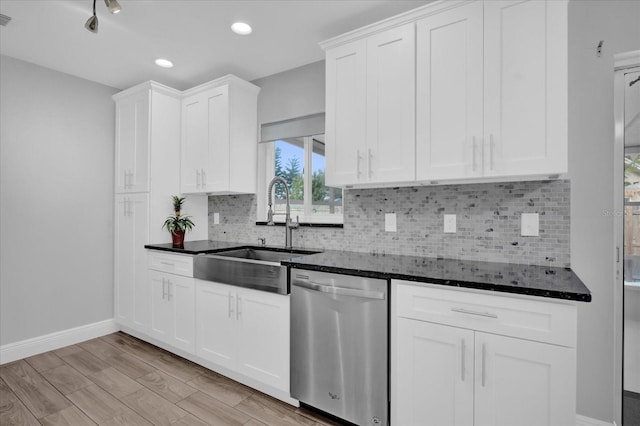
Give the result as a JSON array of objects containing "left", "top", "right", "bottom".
[
  {"left": 213, "top": 212, "right": 220, "bottom": 225},
  {"left": 385, "top": 213, "right": 397, "bottom": 232},
  {"left": 444, "top": 214, "right": 456, "bottom": 233},
  {"left": 521, "top": 213, "right": 539, "bottom": 237}
]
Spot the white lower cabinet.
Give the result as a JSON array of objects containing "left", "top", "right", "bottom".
[
  {"left": 195, "top": 280, "right": 290, "bottom": 393},
  {"left": 148, "top": 270, "right": 196, "bottom": 353},
  {"left": 114, "top": 194, "right": 149, "bottom": 332},
  {"left": 392, "top": 280, "right": 576, "bottom": 426}
]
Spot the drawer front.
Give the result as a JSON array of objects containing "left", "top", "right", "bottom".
[
  {"left": 148, "top": 251, "right": 193, "bottom": 277},
  {"left": 393, "top": 280, "right": 576, "bottom": 347}
]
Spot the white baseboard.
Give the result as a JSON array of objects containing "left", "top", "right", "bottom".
[
  {"left": 0, "top": 319, "right": 120, "bottom": 365},
  {"left": 577, "top": 414, "right": 614, "bottom": 426}
]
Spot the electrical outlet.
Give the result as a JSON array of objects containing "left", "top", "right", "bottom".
[
  {"left": 444, "top": 214, "right": 456, "bottom": 233},
  {"left": 521, "top": 213, "right": 539, "bottom": 236},
  {"left": 213, "top": 212, "right": 220, "bottom": 225},
  {"left": 385, "top": 213, "right": 397, "bottom": 232}
]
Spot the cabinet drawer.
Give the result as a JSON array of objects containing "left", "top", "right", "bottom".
[
  {"left": 148, "top": 251, "right": 193, "bottom": 277},
  {"left": 393, "top": 280, "right": 576, "bottom": 347}
]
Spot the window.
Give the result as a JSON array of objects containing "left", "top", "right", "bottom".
[{"left": 258, "top": 114, "right": 343, "bottom": 224}]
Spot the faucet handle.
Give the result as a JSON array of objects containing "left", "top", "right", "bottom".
[{"left": 257, "top": 238, "right": 266, "bottom": 247}]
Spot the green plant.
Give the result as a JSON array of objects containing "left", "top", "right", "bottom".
[
  {"left": 163, "top": 195, "right": 194, "bottom": 235},
  {"left": 172, "top": 196, "right": 186, "bottom": 216}
]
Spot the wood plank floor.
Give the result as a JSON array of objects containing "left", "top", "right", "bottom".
[{"left": 0, "top": 332, "right": 342, "bottom": 426}]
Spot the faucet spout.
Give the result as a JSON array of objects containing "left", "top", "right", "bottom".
[{"left": 266, "top": 177, "right": 298, "bottom": 249}]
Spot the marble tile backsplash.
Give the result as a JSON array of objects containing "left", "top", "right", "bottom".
[{"left": 208, "top": 180, "right": 570, "bottom": 267}]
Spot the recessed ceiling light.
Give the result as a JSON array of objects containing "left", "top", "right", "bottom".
[
  {"left": 231, "top": 22, "right": 252, "bottom": 35},
  {"left": 155, "top": 59, "right": 174, "bottom": 68}
]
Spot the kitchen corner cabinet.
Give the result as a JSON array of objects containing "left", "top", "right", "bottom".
[
  {"left": 416, "top": 0, "right": 568, "bottom": 181},
  {"left": 113, "top": 82, "right": 183, "bottom": 333},
  {"left": 114, "top": 193, "right": 149, "bottom": 331},
  {"left": 195, "top": 280, "right": 290, "bottom": 393},
  {"left": 324, "top": 23, "right": 415, "bottom": 187},
  {"left": 181, "top": 76, "right": 260, "bottom": 194},
  {"left": 392, "top": 280, "right": 577, "bottom": 426}
]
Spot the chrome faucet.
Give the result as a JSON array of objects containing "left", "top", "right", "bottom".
[{"left": 267, "top": 176, "right": 298, "bottom": 249}]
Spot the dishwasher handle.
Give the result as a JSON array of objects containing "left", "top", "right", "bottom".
[{"left": 293, "top": 280, "right": 386, "bottom": 300}]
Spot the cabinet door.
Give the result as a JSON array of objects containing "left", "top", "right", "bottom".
[
  {"left": 394, "top": 318, "right": 474, "bottom": 426},
  {"left": 167, "top": 275, "right": 195, "bottom": 353},
  {"left": 325, "top": 39, "right": 367, "bottom": 186},
  {"left": 236, "top": 288, "right": 290, "bottom": 392},
  {"left": 202, "top": 86, "right": 230, "bottom": 192},
  {"left": 366, "top": 23, "right": 416, "bottom": 183},
  {"left": 115, "top": 90, "right": 150, "bottom": 193},
  {"left": 149, "top": 270, "right": 172, "bottom": 342},
  {"left": 195, "top": 280, "right": 237, "bottom": 370},
  {"left": 483, "top": 0, "right": 568, "bottom": 177},
  {"left": 474, "top": 332, "right": 575, "bottom": 426},
  {"left": 416, "top": 2, "right": 484, "bottom": 181},
  {"left": 115, "top": 194, "right": 149, "bottom": 331},
  {"left": 181, "top": 93, "right": 207, "bottom": 194}
]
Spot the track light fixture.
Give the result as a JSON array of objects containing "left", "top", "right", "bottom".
[
  {"left": 85, "top": 0, "right": 122, "bottom": 33},
  {"left": 85, "top": 0, "right": 98, "bottom": 33},
  {"left": 104, "top": 0, "right": 122, "bottom": 14}
]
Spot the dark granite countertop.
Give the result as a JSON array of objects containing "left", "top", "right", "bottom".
[
  {"left": 145, "top": 240, "right": 591, "bottom": 302},
  {"left": 144, "top": 240, "right": 244, "bottom": 255},
  {"left": 282, "top": 250, "right": 591, "bottom": 302}
]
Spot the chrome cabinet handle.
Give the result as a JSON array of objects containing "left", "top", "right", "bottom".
[
  {"left": 159, "top": 261, "right": 174, "bottom": 267},
  {"left": 236, "top": 295, "right": 241, "bottom": 320},
  {"left": 472, "top": 137, "right": 477, "bottom": 173},
  {"left": 451, "top": 307, "right": 498, "bottom": 319},
  {"left": 167, "top": 280, "right": 172, "bottom": 301},
  {"left": 368, "top": 148, "right": 373, "bottom": 179},
  {"left": 294, "top": 280, "right": 385, "bottom": 300},
  {"left": 461, "top": 338, "right": 466, "bottom": 382},
  {"left": 196, "top": 169, "right": 201, "bottom": 188},
  {"left": 489, "top": 134, "right": 495, "bottom": 171},
  {"left": 481, "top": 343, "right": 487, "bottom": 387},
  {"left": 201, "top": 169, "right": 206, "bottom": 188},
  {"left": 161, "top": 278, "right": 167, "bottom": 300},
  {"left": 356, "top": 149, "right": 362, "bottom": 178},
  {"left": 228, "top": 292, "right": 234, "bottom": 318}
]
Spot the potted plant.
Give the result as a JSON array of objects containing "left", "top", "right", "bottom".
[{"left": 163, "top": 195, "right": 195, "bottom": 247}]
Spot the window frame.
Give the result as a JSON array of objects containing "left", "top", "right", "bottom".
[{"left": 257, "top": 133, "right": 344, "bottom": 225}]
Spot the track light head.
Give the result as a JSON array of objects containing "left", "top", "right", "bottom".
[
  {"left": 104, "top": 0, "right": 121, "bottom": 14},
  {"left": 85, "top": 14, "right": 98, "bottom": 33}
]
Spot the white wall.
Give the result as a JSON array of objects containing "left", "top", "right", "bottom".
[
  {"left": 0, "top": 55, "right": 118, "bottom": 346},
  {"left": 568, "top": 0, "right": 640, "bottom": 422}
]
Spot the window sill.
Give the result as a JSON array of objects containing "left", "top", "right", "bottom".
[{"left": 255, "top": 221, "right": 344, "bottom": 229}]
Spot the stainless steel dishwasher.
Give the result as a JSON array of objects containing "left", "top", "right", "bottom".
[{"left": 290, "top": 269, "right": 388, "bottom": 426}]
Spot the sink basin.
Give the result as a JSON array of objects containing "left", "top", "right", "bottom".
[
  {"left": 212, "top": 247, "right": 318, "bottom": 263},
  {"left": 193, "top": 246, "right": 321, "bottom": 294}
]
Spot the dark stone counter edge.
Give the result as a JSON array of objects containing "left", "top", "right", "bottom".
[
  {"left": 145, "top": 244, "right": 591, "bottom": 303},
  {"left": 282, "top": 262, "right": 592, "bottom": 303}
]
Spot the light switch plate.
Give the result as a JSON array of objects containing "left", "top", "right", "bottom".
[
  {"left": 521, "top": 213, "right": 539, "bottom": 236},
  {"left": 385, "top": 213, "right": 397, "bottom": 232},
  {"left": 213, "top": 212, "right": 220, "bottom": 225},
  {"left": 444, "top": 214, "right": 456, "bottom": 233}
]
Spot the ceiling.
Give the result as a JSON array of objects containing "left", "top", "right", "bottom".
[{"left": 0, "top": 0, "right": 430, "bottom": 91}]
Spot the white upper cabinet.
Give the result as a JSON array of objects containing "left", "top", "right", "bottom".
[
  {"left": 325, "top": 39, "right": 367, "bottom": 187},
  {"left": 115, "top": 90, "right": 150, "bottom": 193},
  {"left": 181, "top": 76, "right": 260, "bottom": 194},
  {"left": 416, "top": 2, "right": 484, "bottom": 181},
  {"left": 324, "top": 23, "right": 415, "bottom": 187},
  {"left": 324, "top": 0, "right": 568, "bottom": 187},
  {"left": 483, "top": 0, "right": 567, "bottom": 178},
  {"left": 417, "top": 0, "right": 568, "bottom": 181}
]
